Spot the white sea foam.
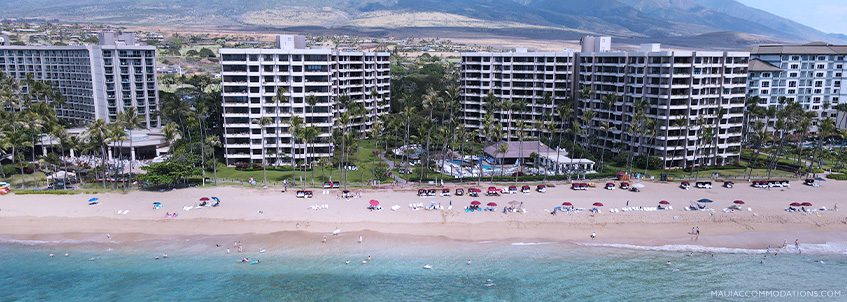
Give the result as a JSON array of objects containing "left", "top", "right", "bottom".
[
  {"left": 511, "top": 242, "right": 556, "bottom": 246},
  {"left": 578, "top": 242, "right": 847, "bottom": 255},
  {"left": 0, "top": 238, "right": 102, "bottom": 246}
]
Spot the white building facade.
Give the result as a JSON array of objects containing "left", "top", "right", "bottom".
[
  {"left": 219, "top": 35, "right": 390, "bottom": 166},
  {"left": 459, "top": 49, "right": 575, "bottom": 140},
  {"left": 747, "top": 44, "right": 847, "bottom": 130},
  {"left": 576, "top": 43, "right": 749, "bottom": 169},
  {"left": 0, "top": 32, "right": 159, "bottom": 128}
]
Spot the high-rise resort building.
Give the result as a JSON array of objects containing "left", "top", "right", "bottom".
[
  {"left": 219, "top": 35, "right": 390, "bottom": 166},
  {"left": 576, "top": 38, "right": 749, "bottom": 169},
  {"left": 459, "top": 48, "right": 575, "bottom": 140},
  {"left": 748, "top": 43, "right": 847, "bottom": 130},
  {"left": 0, "top": 32, "right": 159, "bottom": 128}
]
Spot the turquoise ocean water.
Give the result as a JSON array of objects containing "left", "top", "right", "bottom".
[{"left": 0, "top": 238, "right": 845, "bottom": 301}]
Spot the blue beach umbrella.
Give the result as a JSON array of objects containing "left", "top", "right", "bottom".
[
  {"left": 211, "top": 197, "right": 220, "bottom": 202},
  {"left": 88, "top": 197, "right": 99, "bottom": 202},
  {"left": 697, "top": 198, "right": 714, "bottom": 203}
]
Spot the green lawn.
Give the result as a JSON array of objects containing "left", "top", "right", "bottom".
[
  {"left": 214, "top": 140, "right": 384, "bottom": 187},
  {"left": 1, "top": 172, "right": 46, "bottom": 189}
]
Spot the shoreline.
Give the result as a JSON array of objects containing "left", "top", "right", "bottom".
[{"left": 1, "top": 180, "right": 846, "bottom": 252}]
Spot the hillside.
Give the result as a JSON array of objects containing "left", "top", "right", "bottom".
[{"left": 0, "top": 0, "right": 842, "bottom": 48}]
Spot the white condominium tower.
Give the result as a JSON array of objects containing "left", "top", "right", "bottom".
[
  {"left": 0, "top": 32, "right": 159, "bottom": 128},
  {"left": 577, "top": 42, "right": 749, "bottom": 169},
  {"left": 747, "top": 43, "right": 847, "bottom": 130},
  {"left": 459, "top": 48, "right": 575, "bottom": 140},
  {"left": 220, "top": 35, "right": 390, "bottom": 166}
]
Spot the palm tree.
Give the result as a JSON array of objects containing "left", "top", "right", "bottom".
[
  {"left": 810, "top": 117, "right": 836, "bottom": 176},
  {"left": 742, "top": 96, "right": 761, "bottom": 144},
  {"left": 289, "top": 116, "right": 304, "bottom": 184},
  {"left": 118, "top": 107, "right": 145, "bottom": 189},
  {"left": 50, "top": 127, "right": 71, "bottom": 189},
  {"left": 274, "top": 88, "right": 289, "bottom": 168},
  {"left": 598, "top": 121, "right": 612, "bottom": 172},
  {"left": 85, "top": 119, "right": 109, "bottom": 188},
  {"left": 514, "top": 120, "right": 526, "bottom": 183},
  {"left": 496, "top": 141, "right": 508, "bottom": 182},
  {"left": 106, "top": 122, "right": 128, "bottom": 190},
  {"left": 163, "top": 122, "right": 180, "bottom": 145},
  {"left": 255, "top": 117, "right": 274, "bottom": 186}
]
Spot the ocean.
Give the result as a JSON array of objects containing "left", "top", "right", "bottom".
[{"left": 0, "top": 236, "right": 845, "bottom": 301}]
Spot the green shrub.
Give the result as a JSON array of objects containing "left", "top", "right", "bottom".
[{"left": 826, "top": 174, "right": 847, "bottom": 181}]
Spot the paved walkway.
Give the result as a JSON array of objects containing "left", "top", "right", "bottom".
[{"left": 379, "top": 153, "right": 408, "bottom": 185}]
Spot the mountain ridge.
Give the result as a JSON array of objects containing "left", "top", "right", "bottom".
[{"left": 0, "top": 0, "right": 843, "bottom": 48}]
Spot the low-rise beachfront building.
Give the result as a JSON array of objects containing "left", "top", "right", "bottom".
[
  {"left": 459, "top": 49, "right": 575, "bottom": 140},
  {"left": 747, "top": 43, "right": 847, "bottom": 131},
  {"left": 0, "top": 32, "right": 159, "bottom": 128},
  {"left": 481, "top": 141, "right": 595, "bottom": 175},
  {"left": 219, "top": 35, "right": 390, "bottom": 166},
  {"left": 576, "top": 41, "right": 749, "bottom": 169}
]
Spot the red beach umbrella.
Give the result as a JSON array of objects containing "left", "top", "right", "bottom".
[
  {"left": 369, "top": 200, "right": 380, "bottom": 206},
  {"left": 199, "top": 197, "right": 210, "bottom": 201},
  {"left": 733, "top": 200, "right": 745, "bottom": 205},
  {"left": 593, "top": 202, "right": 604, "bottom": 207},
  {"left": 789, "top": 202, "right": 801, "bottom": 207},
  {"left": 801, "top": 202, "right": 813, "bottom": 207},
  {"left": 471, "top": 201, "right": 481, "bottom": 206},
  {"left": 562, "top": 202, "right": 573, "bottom": 206},
  {"left": 487, "top": 202, "right": 498, "bottom": 207},
  {"left": 659, "top": 200, "right": 670, "bottom": 205}
]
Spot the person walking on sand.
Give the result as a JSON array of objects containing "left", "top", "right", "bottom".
[
  {"left": 322, "top": 235, "right": 327, "bottom": 244},
  {"left": 590, "top": 232, "right": 597, "bottom": 239}
]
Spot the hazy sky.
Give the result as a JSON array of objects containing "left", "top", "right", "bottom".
[{"left": 737, "top": 0, "right": 847, "bottom": 34}]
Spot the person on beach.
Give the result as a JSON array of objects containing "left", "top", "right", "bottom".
[
  {"left": 358, "top": 235, "right": 363, "bottom": 244},
  {"left": 590, "top": 232, "right": 597, "bottom": 239},
  {"left": 322, "top": 235, "right": 327, "bottom": 243}
]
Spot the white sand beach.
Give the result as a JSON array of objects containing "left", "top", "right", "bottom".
[{"left": 1, "top": 180, "right": 846, "bottom": 248}]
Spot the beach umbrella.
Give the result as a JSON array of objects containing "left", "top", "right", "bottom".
[
  {"left": 487, "top": 202, "right": 498, "bottom": 207},
  {"left": 88, "top": 197, "right": 99, "bottom": 202},
  {"left": 633, "top": 183, "right": 646, "bottom": 188},
  {"left": 733, "top": 200, "right": 745, "bottom": 205},
  {"left": 593, "top": 202, "right": 604, "bottom": 207},
  {"left": 508, "top": 200, "right": 521, "bottom": 206},
  {"left": 801, "top": 202, "right": 813, "bottom": 207},
  {"left": 562, "top": 202, "right": 573, "bottom": 206},
  {"left": 369, "top": 200, "right": 380, "bottom": 206},
  {"left": 659, "top": 200, "right": 670, "bottom": 205},
  {"left": 200, "top": 197, "right": 210, "bottom": 201},
  {"left": 471, "top": 201, "right": 481, "bottom": 206},
  {"left": 697, "top": 198, "right": 714, "bottom": 203},
  {"left": 211, "top": 197, "right": 220, "bottom": 201},
  {"left": 789, "top": 202, "right": 801, "bottom": 207}
]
